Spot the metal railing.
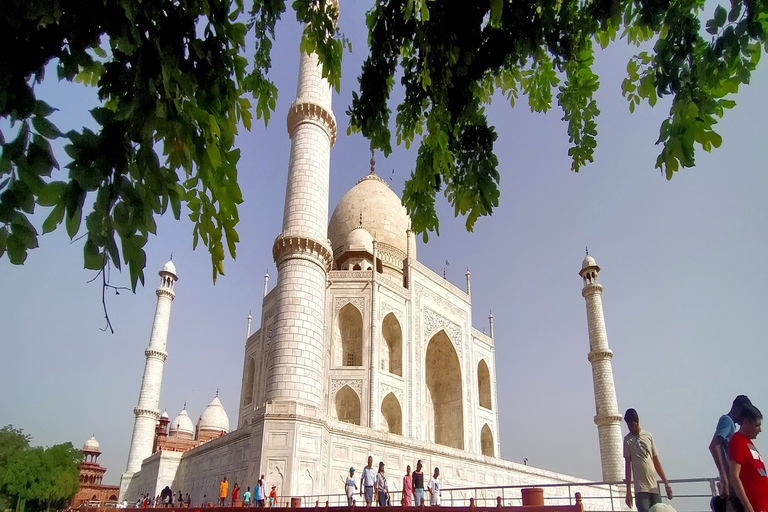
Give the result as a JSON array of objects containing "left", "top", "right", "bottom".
[{"left": 282, "top": 477, "right": 720, "bottom": 512}]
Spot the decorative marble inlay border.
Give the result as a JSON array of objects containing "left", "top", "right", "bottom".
[
  {"left": 334, "top": 297, "right": 365, "bottom": 316},
  {"left": 330, "top": 379, "right": 363, "bottom": 399},
  {"left": 423, "top": 307, "right": 462, "bottom": 358},
  {"left": 380, "top": 301, "right": 404, "bottom": 324},
  {"left": 379, "top": 382, "right": 404, "bottom": 405}
]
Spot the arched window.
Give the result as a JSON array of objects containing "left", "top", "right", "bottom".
[
  {"left": 335, "top": 304, "right": 363, "bottom": 367},
  {"left": 477, "top": 360, "right": 492, "bottom": 410},
  {"left": 380, "top": 393, "right": 402, "bottom": 435},
  {"left": 381, "top": 313, "right": 402, "bottom": 376},
  {"left": 425, "top": 330, "right": 464, "bottom": 449},
  {"left": 244, "top": 357, "right": 255, "bottom": 405},
  {"left": 334, "top": 385, "right": 361, "bottom": 425},
  {"left": 481, "top": 424, "right": 494, "bottom": 457}
]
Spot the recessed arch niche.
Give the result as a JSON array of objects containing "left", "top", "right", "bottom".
[
  {"left": 244, "top": 357, "right": 255, "bottom": 405},
  {"left": 380, "top": 392, "right": 402, "bottom": 435},
  {"left": 335, "top": 304, "right": 363, "bottom": 367},
  {"left": 334, "top": 385, "right": 361, "bottom": 425},
  {"left": 381, "top": 313, "right": 402, "bottom": 376},
  {"left": 477, "top": 359, "right": 492, "bottom": 410},
  {"left": 481, "top": 423, "right": 494, "bottom": 456},
  {"left": 425, "top": 330, "right": 464, "bottom": 449}
]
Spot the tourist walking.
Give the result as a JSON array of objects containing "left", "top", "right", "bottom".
[
  {"left": 412, "top": 461, "right": 425, "bottom": 506},
  {"left": 232, "top": 482, "right": 240, "bottom": 507},
  {"left": 268, "top": 485, "right": 277, "bottom": 508},
  {"left": 258, "top": 476, "right": 266, "bottom": 507},
  {"left": 178, "top": 491, "right": 183, "bottom": 507},
  {"left": 345, "top": 467, "right": 358, "bottom": 506},
  {"left": 220, "top": 477, "right": 229, "bottom": 507},
  {"left": 623, "top": 408, "right": 673, "bottom": 512},
  {"left": 710, "top": 396, "right": 752, "bottom": 512},
  {"left": 729, "top": 404, "right": 768, "bottom": 512},
  {"left": 186, "top": 494, "right": 191, "bottom": 507},
  {"left": 244, "top": 486, "right": 252, "bottom": 507},
  {"left": 427, "top": 467, "right": 441, "bottom": 506},
  {"left": 376, "top": 462, "right": 389, "bottom": 506},
  {"left": 402, "top": 465, "right": 413, "bottom": 506},
  {"left": 360, "top": 456, "right": 376, "bottom": 505}
]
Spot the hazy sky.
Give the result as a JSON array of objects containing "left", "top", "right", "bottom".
[{"left": 1, "top": 1, "right": 766, "bottom": 490}]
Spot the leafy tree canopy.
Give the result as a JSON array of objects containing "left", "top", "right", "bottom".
[
  {"left": 0, "top": 427, "right": 81, "bottom": 512},
  {"left": 0, "top": 0, "right": 342, "bottom": 289},
  {"left": 348, "top": 0, "right": 767, "bottom": 238},
  {"left": 0, "top": 425, "right": 31, "bottom": 506},
  {"left": 1, "top": 0, "right": 765, "bottom": 286}
]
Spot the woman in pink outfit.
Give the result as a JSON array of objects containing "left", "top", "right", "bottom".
[{"left": 402, "top": 465, "right": 413, "bottom": 506}]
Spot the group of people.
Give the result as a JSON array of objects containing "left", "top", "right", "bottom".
[
  {"left": 133, "top": 488, "right": 190, "bottom": 508},
  {"left": 218, "top": 476, "right": 277, "bottom": 508},
  {"left": 345, "top": 457, "right": 441, "bottom": 507},
  {"left": 708, "top": 396, "right": 767, "bottom": 512},
  {"left": 623, "top": 396, "right": 767, "bottom": 512}
]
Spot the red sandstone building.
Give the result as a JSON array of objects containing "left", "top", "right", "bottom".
[{"left": 71, "top": 437, "right": 120, "bottom": 508}]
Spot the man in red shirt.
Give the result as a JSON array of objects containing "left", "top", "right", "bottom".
[{"left": 729, "top": 404, "right": 768, "bottom": 512}]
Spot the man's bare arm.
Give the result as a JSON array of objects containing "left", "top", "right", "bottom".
[
  {"left": 653, "top": 455, "right": 673, "bottom": 499},
  {"left": 710, "top": 435, "right": 730, "bottom": 495},
  {"left": 625, "top": 458, "right": 633, "bottom": 509},
  {"left": 730, "top": 461, "right": 754, "bottom": 512}
]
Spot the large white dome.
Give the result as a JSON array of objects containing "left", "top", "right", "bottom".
[
  {"left": 198, "top": 396, "right": 230, "bottom": 433},
  {"left": 169, "top": 408, "right": 195, "bottom": 437},
  {"left": 328, "top": 173, "right": 410, "bottom": 259}
]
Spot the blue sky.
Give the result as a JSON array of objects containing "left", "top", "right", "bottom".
[{"left": 1, "top": 0, "right": 766, "bottom": 488}]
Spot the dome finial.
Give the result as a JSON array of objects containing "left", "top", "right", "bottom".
[
  {"left": 586, "top": 246, "right": 589, "bottom": 256},
  {"left": 183, "top": 401, "right": 186, "bottom": 410},
  {"left": 216, "top": 388, "right": 219, "bottom": 397},
  {"left": 370, "top": 149, "right": 376, "bottom": 175}
]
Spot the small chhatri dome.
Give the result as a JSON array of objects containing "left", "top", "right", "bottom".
[
  {"left": 346, "top": 227, "right": 374, "bottom": 254},
  {"left": 198, "top": 396, "right": 230, "bottom": 433},
  {"left": 161, "top": 410, "right": 169, "bottom": 419},
  {"left": 161, "top": 259, "right": 177, "bottom": 276},
  {"left": 582, "top": 255, "right": 597, "bottom": 269},
  {"left": 328, "top": 171, "right": 410, "bottom": 259},
  {"left": 83, "top": 436, "right": 100, "bottom": 452},
  {"left": 169, "top": 408, "right": 195, "bottom": 437}
]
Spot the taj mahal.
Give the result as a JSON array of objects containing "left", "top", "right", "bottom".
[{"left": 117, "top": 3, "right": 626, "bottom": 505}]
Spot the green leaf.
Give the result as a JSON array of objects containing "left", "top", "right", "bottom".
[
  {"left": 32, "top": 116, "right": 62, "bottom": 139},
  {"left": 33, "top": 100, "right": 57, "bottom": 117},
  {"left": 83, "top": 239, "right": 104, "bottom": 270},
  {"left": 0, "top": 226, "right": 7, "bottom": 258},
  {"left": 489, "top": 0, "right": 503, "bottom": 25},
  {"left": 65, "top": 206, "right": 82, "bottom": 239},
  {"left": 6, "top": 233, "right": 27, "bottom": 264},
  {"left": 42, "top": 203, "right": 65, "bottom": 234},
  {"left": 11, "top": 220, "right": 38, "bottom": 250},
  {"left": 37, "top": 181, "right": 67, "bottom": 206},
  {"left": 714, "top": 5, "right": 727, "bottom": 27}
]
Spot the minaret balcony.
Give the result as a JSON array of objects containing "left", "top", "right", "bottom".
[
  {"left": 286, "top": 101, "right": 337, "bottom": 146},
  {"left": 587, "top": 350, "right": 613, "bottom": 362},
  {"left": 272, "top": 233, "right": 333, "bottom": 272},
  {"left": 581, "top": 282, "right": 603, "bottom": 297}
]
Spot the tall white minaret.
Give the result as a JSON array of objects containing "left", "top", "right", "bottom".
[
  {"left": 580, "top": 252, "right": 623, "bottom": 482},
  {"left": 268, "top": 2, "right": 337, "bottom": 410},
  {"left": 120, "top": 260, "right": 177, "bottom": 497}
]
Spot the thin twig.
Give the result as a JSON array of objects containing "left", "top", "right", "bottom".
[{"left": 95, "top": 258, "right": 130, "bottom": 334}]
